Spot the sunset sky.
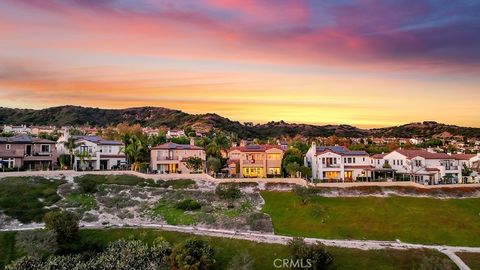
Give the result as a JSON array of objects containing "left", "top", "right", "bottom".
[{"left": 0, "top": 0, "right": 479, "bottom": 128}]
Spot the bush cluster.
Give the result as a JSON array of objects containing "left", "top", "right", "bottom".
[{"left": 175, "top": 199, "right": 201, "bottom": 211}]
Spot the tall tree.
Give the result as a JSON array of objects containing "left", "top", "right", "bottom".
[
  {"left": 122, "top": 136, "right": 145, "bottom": 171},
  {"left": 64, "top": 137, "right": 79, "bottom": 169}
]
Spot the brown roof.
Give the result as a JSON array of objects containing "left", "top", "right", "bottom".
[
  {"left": 426, "top": 168, "right": 440, "bottom": 172},
  {"left": 230, "top": 144, "right": 283, "bottom": 152},
  {"left": 396, "top": 149, "right": 454, "bottom": 160},
  {"left": 371, "top": 153, "right": 387, "bottom": 159}
]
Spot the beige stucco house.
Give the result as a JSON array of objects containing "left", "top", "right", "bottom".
[
  {"left": 150, "top": 142, "right": 205, "bottom": 174},
  {"left": 227, "top": 145, "right": 284, "bottom": 178}
]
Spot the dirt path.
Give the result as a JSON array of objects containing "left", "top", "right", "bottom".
[{"left": 2, "top": 223, "right": 478, "bottom": 269}]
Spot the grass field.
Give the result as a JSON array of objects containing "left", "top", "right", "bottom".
[
  {"left": 261, "top": 191, "right": 480, "bottom": 246},
  {"left": 0, "top": 229, "right": 455, "bottom": 270},
  {"left": 456, "top": 252, "right": 480, "bottom": 270},
  {"left": 0, "top": 176, "right": 65, "bottom": 223}
]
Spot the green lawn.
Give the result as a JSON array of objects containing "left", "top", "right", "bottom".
[
  {"left": 0, "top": 229, "right": 456, "bottom": 270},
  {"left": 261, "top": 191, "right": 480, "bottom": 246},
  {"left": 456, "top": 252, "right": 480, "bottom": 270}
]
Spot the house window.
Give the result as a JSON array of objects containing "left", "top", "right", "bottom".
[
  {"left": 267, "top": 153, "right": 281, "bottom": 160},
  {"left": 415, "top": 160, "right": 422, "bottom": 167},
  {"left": 268, "top": 167, "right": 281, "bottom": 175},
  {"left": 6, "top": 144, "right": 11, "bottom": 150},
  {"left": 41, "top": 144, "right": 50, "bottom": 152}
]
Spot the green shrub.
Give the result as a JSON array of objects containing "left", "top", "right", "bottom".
[
  {"left": 216, "top": 185, "right": 242, "bottom": 201},
  {"left": 288, "top": 238, "right": 333, "bottom": 270},
  {"left": 76, "top": 177, "right": 98, "bottom": 194},
  {"left": 169, "top": 239, "right": 215, "bottom": 270},
  {"left": 14, "top": 230, "right": 57, "bottom": 258},
  {"left": 175, "top": 199, "right": 201, "bottom": 211},
  {"left": 43, "top": 211, "right": 79, "bottom": 244}
]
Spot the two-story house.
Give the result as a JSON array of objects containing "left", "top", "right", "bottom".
[
  {"left": 227, "top": 145, "right": 284, "bottom": 178},
  {"left": 305, "top": 143, "right": 371, "bottom": 182},
  {"left": 377, "top": 149, "right": 462, "bottom": 184},
  {"left": 0, "top": 135, "right": 57, "bottom": 170},
  {"left": 72, "top": 136, "right": 126, "bottom": 170},
  {"left": 150, "top": 142, "right": 206, "bottom": 174}
]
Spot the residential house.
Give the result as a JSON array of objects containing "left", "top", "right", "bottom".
[
  {"left": 0, "top": 135, "right": 57, "bottom": 170},
  {"left": 71, "top": 136, "right": 126, "bottom": 170},
  {"left": 377, "top": 149, "right": 462, "bottom": 184},
  {"left": 150, "top": 142, "right": 205, "bottom": 174},
  {"left": 227, "top": 145, "right": 284, "bottom": 178},
  {"left": 166, "top": 130, "right": 185, "bottom": 139},
  {"left": 31, "top": 126, "right": 57, "bottom": 136},
  {"left": 305, "top": 143, "right": 371, "bottom": 182},
  {"left": 2, "top": 125, "right": 31, "bottom": 134}
]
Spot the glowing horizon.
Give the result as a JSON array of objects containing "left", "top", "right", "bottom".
[{"left": 1, "top": 0, "right": 479, "bottom": 128}]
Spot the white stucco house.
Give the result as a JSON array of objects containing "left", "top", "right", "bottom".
[
  {"left": 305, "top": 143, "right": 371, "bottom": 182},
  {"left": 71, "top": 136, "right": 127, "bottom": 170},
  {"left": 377, "top": 149, "right": 462, "bottom": 185}
]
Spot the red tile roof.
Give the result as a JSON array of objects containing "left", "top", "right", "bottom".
[
  {"left": 450, "top": 154, "right": 477, "bottom": 160},
  {"left": 396, "top": 149, "right": 454, "bottom": 160},
  {"left": 371, "top": 153, "right": 387, "bottom": 159}
]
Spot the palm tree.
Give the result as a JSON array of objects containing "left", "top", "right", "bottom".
[
  {"left": 64, "top": 137, "right": 80, "bottom": 169},
  {"left": 122, "top": 136, "right": 144, "bottom": 171},
  {"left": 74, "top": 149, "right": 91, "bottom": 171}
]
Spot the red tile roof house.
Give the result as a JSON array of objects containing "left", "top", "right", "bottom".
[
  {"left": 0, "top": 135, "right": 57, "bottom": 170},
  {"left": 150, "top": 142, "right": 205, "bottom": 174},
  {"left": 377, "top": 149, "right": 463, "bottom": 185},
  {"left": 227, "top": 144, "right": 284, "bottom": 178},
  {"left": 305, "top": 143, "right": 371, "bottom": 182}
]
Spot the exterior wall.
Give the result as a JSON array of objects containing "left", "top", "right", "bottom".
[
  {"left": 0, "top": 142, "right": 57, "bottom": 169},
  {"left": 305, "top": 144, "right": 371, "bottom": 181},
  {"left": 228, "top": 148, "right": 283, "bottom": 178},
  {"left": 150, "top": 148, "right": 206, "bottom": 174},
  {"left": 382, "top": 151, "right": 462, "bottom": 184},
  {"left": 73, "top": 140, "right": 126, "bottom": 170}
]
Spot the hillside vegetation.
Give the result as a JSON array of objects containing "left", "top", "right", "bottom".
[{"left": 1, "top": 106, "right": 479, "bottom": 138}]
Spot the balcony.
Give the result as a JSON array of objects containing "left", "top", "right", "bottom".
[
  {"left": 157, "top": 156, "right": 179, "bottom": 161},
  {"left": 242, "top": 159, "right": 264, "bottom": 165},
  {"left": 444, "top": 166, "right": 459, "bottom": 171},
  {"left": 322, "top": 163, "right": 340, "bottom": 168}
]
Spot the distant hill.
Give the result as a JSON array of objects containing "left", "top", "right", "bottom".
[
  {"left": 370, "top": 121, "right": 480, "bottom": 138},
  {"left": 0, "top": 106, "right": 479, "bottom": 138}
]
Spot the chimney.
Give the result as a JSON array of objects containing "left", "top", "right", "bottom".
[
  {"left": 190, "top": 137, "right": 195, "bottom": 146},
  {"left": 311, "top": 141, "right": 316, "bottom": 150}
]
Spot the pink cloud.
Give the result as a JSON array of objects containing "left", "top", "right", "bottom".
[{"left": 204, "top": 0, "right": 308, "bottom": 24}]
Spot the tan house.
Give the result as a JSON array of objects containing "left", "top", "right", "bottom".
[
  {"left": 227, "top": 145, "right": 284, "bottom": 178},
  {"left": 150, "top": 142, "right": 205, "bottom": 174},
  {"left": 0, "top": 135, "right": 57, "bottom": 170}
]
